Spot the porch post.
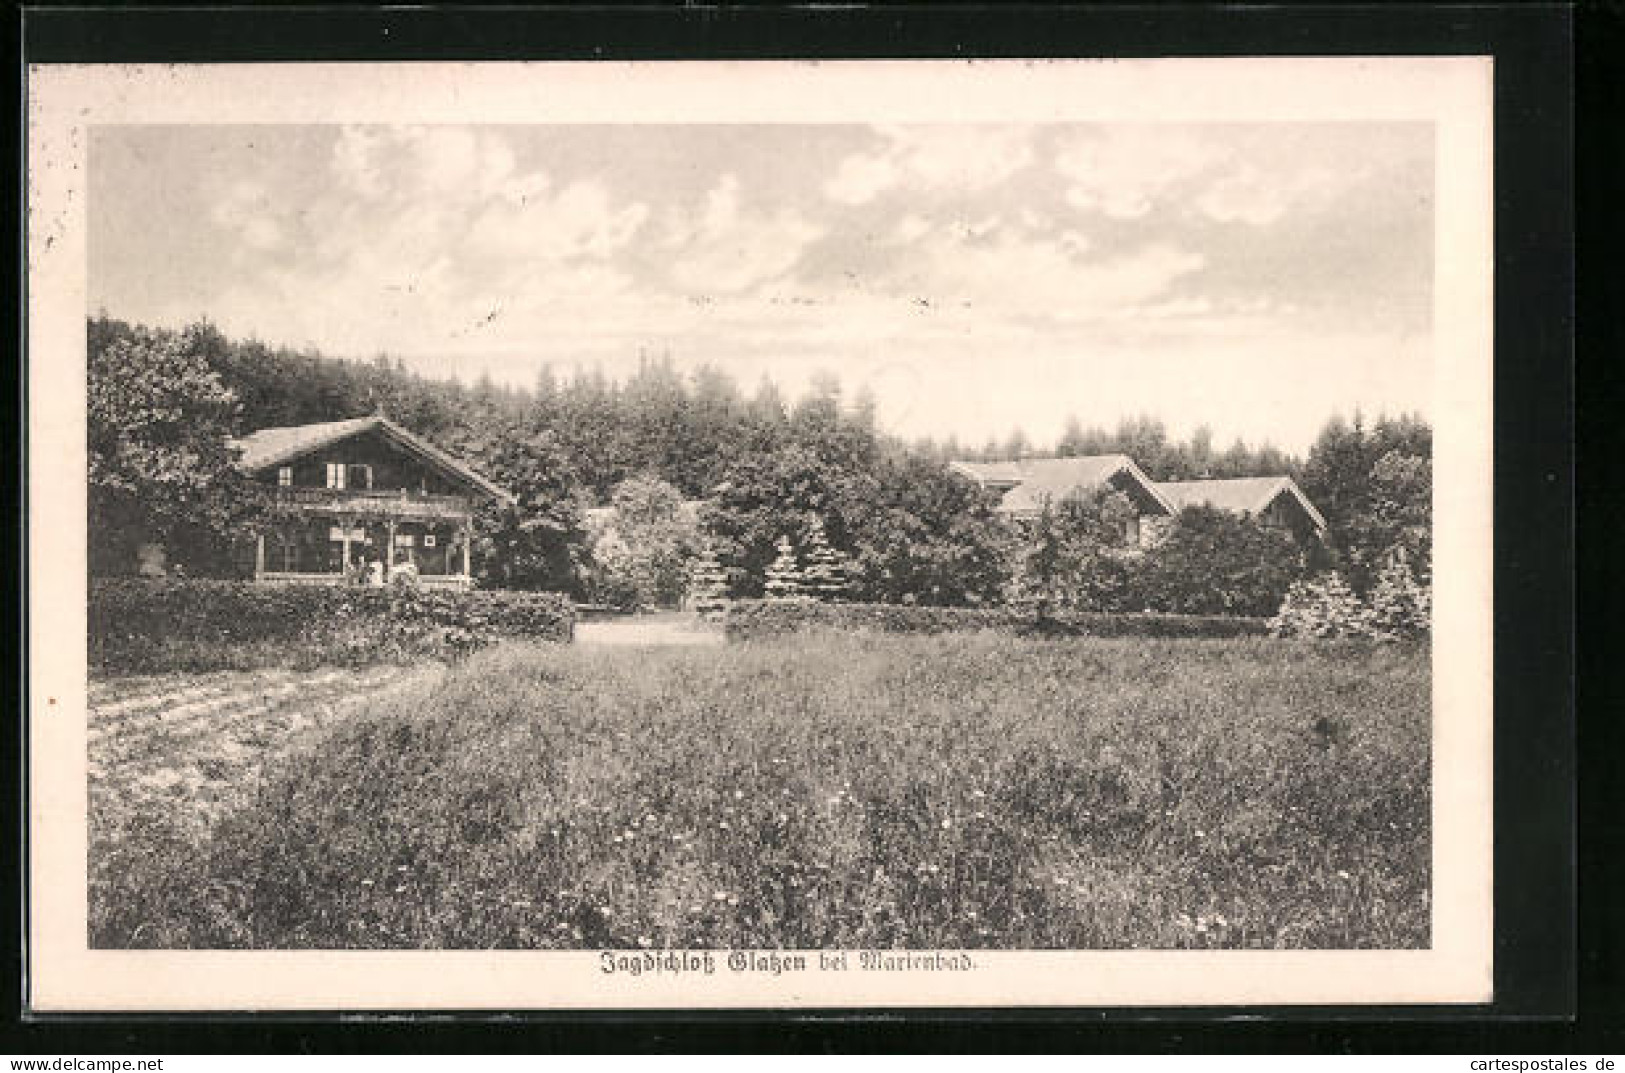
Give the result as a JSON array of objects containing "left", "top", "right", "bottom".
[
  {"left": 386, "top": 518, "right": 397, "bottom": 577},
  {"left": 338, "top": 516, "right": 352, "bottom": 576},
  {"left": 254, "top": 531, "right": 265, "bottom": 580},
  {"left": 461, "top": 517, "right": 472, "bottom": 580}
]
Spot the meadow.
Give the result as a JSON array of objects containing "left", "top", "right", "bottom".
[{"left": 89, "top": 630, "right": 1430, "bottom": 950}]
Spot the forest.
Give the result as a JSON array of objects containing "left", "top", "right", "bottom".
[{"left": 86, "top": 315, "right": 1432, "bottom": 619}]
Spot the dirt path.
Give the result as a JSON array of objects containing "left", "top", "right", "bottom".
[{"left": 574, "top": 612, "right": 724, "bottom": 648}]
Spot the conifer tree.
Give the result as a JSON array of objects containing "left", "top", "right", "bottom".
[
  {"left": 1365, "top": 552, "right": 1430, "bottom": 640},
  {"left": 1268, "top": 571, "right": 1373, "bottom": 639},
  {"left": 763, "top": 536, "right": 807, "bottom": 601},
  {"left": 687, "top": 544, "right": 732, "bottom": 615},
  {"left": 800, "top": 517, "right": 847, "bottom": 602}
]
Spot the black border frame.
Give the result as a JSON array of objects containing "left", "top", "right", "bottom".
[{"left": 9, "top": 2, "right": 1590, "bottom": 1053}]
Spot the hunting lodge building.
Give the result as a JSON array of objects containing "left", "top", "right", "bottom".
[{"left": 230, "top": 414, "right": 514, "bottom": 588}]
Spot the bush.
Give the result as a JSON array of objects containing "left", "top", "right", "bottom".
[
  {"left": 1133, "top": 505, "right": 1306, "bottom": 617},
  {"left": 723, "top": 599, "right": 1268, "bottom": 642},
  {"left": 89, "top": 579, "right": 574, "bottom": 673}
]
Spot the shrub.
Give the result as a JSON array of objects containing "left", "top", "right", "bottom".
[
  {"left": 1134, "top": 505, "right": 1306, "bottom": 617},
  {"left": 89, "top": 579, "right": 574, "bottom": 673},
  {"left": 723, "top": 599, "right": 1268, "bottom": 642}
]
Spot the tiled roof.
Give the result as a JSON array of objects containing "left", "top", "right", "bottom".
[
  {"left": 1156, "top": 476, "right": 1327, "bottom": 531},
  {"left": 951, "top": 454, "right": 1174, "bottom": 516},
  {"left": 230, "top": 414, "right": 515, "bottom": 503}
]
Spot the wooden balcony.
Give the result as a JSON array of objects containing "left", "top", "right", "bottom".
[{"left": 274, "top": 486, "right": 473, "bottom": 521}]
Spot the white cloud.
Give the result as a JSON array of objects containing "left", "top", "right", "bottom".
[
  {"left": 1056, "top": 128, "right": 1220, "bottom": 220},
  {"left": 825, "top": 126, "right": 1035, "bottom": 205},
  {"left": 1194, "top": 162, "right": 1345, "bottom": 226},
  {"left": 210, "top": 179, "right": 284, "bottom": 250},
  {"left": 668, "top": 174, "right": 825, "bottom": 294},
  {"left": 1056, "top": 128, "right": 1360, "bottom": 227}
]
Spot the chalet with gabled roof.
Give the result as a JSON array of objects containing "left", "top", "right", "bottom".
[
  {"left": 950, "top": 454, "right": 1326, "bottom": 547},
  {"left": 950, "top": 454, "right": 1175, "bottom": 546},
  {"left": 231, "top": 413, "right": 514, "bottom": 588},
  {"left": 1155, "top": 475, "right": 1327, "bottom": 542}
]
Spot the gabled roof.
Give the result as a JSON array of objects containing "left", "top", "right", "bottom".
[
  {"left": 230, "top": 414, "right": 516, "bottom": 504},
  {"left": 1155, "top": 476, "right": 1327, "bottom": 532},
  {"left": 948, "top": 460, "right": 1026, "bottom": 487},
  {"left": 951, "top": 454, "right": 1175, "bottom": 516}
]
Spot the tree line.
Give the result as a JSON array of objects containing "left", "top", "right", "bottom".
[{"left": 86, "top": 315, "right": 1431, "bottom": 614}]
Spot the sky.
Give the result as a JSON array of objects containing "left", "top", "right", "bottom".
[{"left": 89, "top": 122, "right": 1434, "bottom": 454}]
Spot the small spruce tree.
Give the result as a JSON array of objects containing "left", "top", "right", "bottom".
[
  {"left": 1269, "top": 571, "right": 1373, "bottom": 639},
  {"left": 763, "top": 536, "right": 808, "bottom": 602},
  {"left": 1365, "top": 552, "right": 1431, "bottom": 641},
  {"left": 800, "top": 517, "right": 848, "bottom": 603},
  {"left": 687, "top": 545, "right": 732, "bottom": 616}
]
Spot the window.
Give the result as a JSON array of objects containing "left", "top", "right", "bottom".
[
  {"left": 1124, "top": 514, "right": 1140, "bottom": 547},
  {"left": 277, "top": 466, "right": 293, "bottom": 487},
  {"left": 423, "top": 534, "right": 437, "bottom": 548},
  {"left": 325, "top": 462, "right": 346, "bottom": 490},
  {"left": 348, "top": 464, "right": 373, "bottom": 490}
]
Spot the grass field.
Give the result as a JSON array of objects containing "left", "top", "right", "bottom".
[{"left": 89, "top": 631, "right": 1429, "bottom": 950}]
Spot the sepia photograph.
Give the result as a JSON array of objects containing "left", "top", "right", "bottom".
[{"left": 27, "top": 58, "right": 1495, "bottom": 1009}]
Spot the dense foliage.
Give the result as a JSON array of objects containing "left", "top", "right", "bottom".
[
  {"left": 584, "top": 476, "right": 703, "bottom": 611},
  {"left": 88, "top": 324, "right": 268, "bottom": 576},
  {"left": 1298, "top": 413, "right": 1432, "bottom": 593},
  {"left": 87, "top": 314, "right": 1432, "bottom": 614},
  {"left": 90, "top": 579, "right": 574, "bottom": 672},
  {"left": 90, "top": 633, "right": 1429, "bottom": 949},
  {"left": 1133, "top": 505, "right": 1307, "bottom": 617}
]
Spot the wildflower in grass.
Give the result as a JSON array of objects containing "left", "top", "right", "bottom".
[
  {"left": 1054, "top": 877, "right": 1069, "bottom": 887},
  {"left": 940, "top": 818, "right": 952, "bottom": 830},
  {"left": 360, "top": 879, "right": 373, "bottom": 887},
  {"left": 719, "top": 821, "right": 730, "bottom": 831},
  {"left": 1337, "top": 870, "right": 1351, "bottom": 880},
  {"left": 713, "top": 891, "right": 728, "bottom": 902},
  {"left": 637, "top": 936, "right": 652, "bottom": 948},
  {"left": 733, "top": 790, "right": 744, "bottom": 800},
  {"left": 394, "top": 885, "right": 407, "bottom": 893}
]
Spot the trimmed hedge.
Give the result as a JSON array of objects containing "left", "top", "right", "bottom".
[
  {"left": 90, "top": 579, "right": 574, "bottom": 673},
  {"left": 722, "top": 600, "right": 1269, "bottom": 642}
]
